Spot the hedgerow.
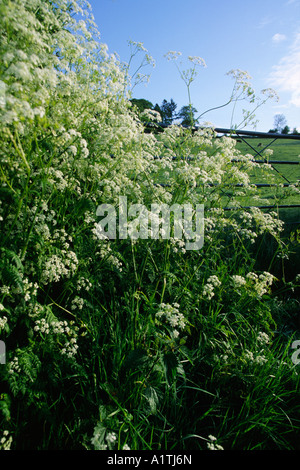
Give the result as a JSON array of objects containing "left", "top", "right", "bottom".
[{"left": 0, "top": 0, "right": 299, "bottom": 450}]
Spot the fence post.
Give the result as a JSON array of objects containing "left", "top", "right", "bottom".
[{"left": 0, "top": 340, "right": 6, "bottom": 364}]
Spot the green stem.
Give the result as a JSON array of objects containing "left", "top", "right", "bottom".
[{"left": 8, "top": 129, "right": 31, "bottom": 175}]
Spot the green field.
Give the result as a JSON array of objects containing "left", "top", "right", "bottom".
[
  {"left": 235, "top": 137, "right": 300, "bottom": 224},
  {"left": 235, "top": 137, "right": 300, "bottom": 182},
  {"left": 155, "top": 133, "right": 300, "bottom": 222}
]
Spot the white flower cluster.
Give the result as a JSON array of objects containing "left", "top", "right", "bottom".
[
  {"left": 231, "top": 275, "right": 247, "bottom": 288},
  {"left": 257, "top": 331, "right": 270, "bottom": 346},
  {"left": 106, "top": 432, "right": 117, "bottom": 445},
  {"left": 230, "top": 272, "right": 275, "bottom": 298},
  {"left": 231, "top": 275, "right": 247, "bottom": 294},
  {"left": 71, "top": 296, "right": 85, "bottom": 311},
  {"left": 61, "top": 338, "right": 79, "bottom": 358},
  {"left": 41, "top": 250, "right": 78, "bottom": 284},
  {"left": 156, "top": 302, "right": 186, "bottom": 338},
  {"left": 247, "top": 271, "right": 275, "bottom": 297},
  {"left": 140, "top": 108, "right": 162, "bottom": 123},
  {"left": 34, "top": 318, "right": 79, "bottom": 358},
  {"left": 0, "top": 2, "right": 58, "bottom": 128},
  {"left": 164, "top": 51, "right": 182, "bottom": 61},
  {"left": 244, "top": 349, "right": 268, "bottom": 366},
  {"left": 169, "top": 237, "right": 186, "bottom": 254},
  {"left": 207, "top": 435, "right": 224, "bottom": 450},
  {"left": 8, "top": 356, "right": 21, "bottom": 374},
  {"left": 52, "top": 229, "right": 73, "bottom": 249},
  {"left": 60, "top": 129, "right": 89, "bottom": 160},
  {"left": 92, "top": 430, "right": 129, "bottom": 451},
  {"left": 34, "top": 318, "right": 51, "bottom": 334},
  {"left": 77, "top": 277, "right": 92, "bottom": 292},
  {"left": 0, "top": 316, "right": 8, "bottom": 330},
  {"left": 202, "top": 275, "right": 221, "bottom": 300},
  {"left": 188, "top": 55, "right": 207, "bottom": 67},
  {"left": 84, "top": 211, "right": 94, "bottom": 225},
  {"left": 242, "top": 331, "right": 270, "bottom": 367},
  {"left": 0, "top": 285, "right": 10, "bottom": 295},
  {"left": 0, "top": 430, "right": 12, "bottom": 450},
  {"left": 47, "top": 169, "right": 69, "bottom": 192},
  {"left": 95, "top": 242, "right": 123, "bottom": 273},
  {"left": 94, "top": 431, "right": 130, "bottom": 450},
  {"left": 27, "top": 202, "right": 59, "bottom": 246},
  {"left": 2, "top": 276, "right": 39, "bottom": 302},
  {"left": 23, "top": 278, "right": 38, "bottom": 302},
  {"left": 250, "top": 208, "right": 284, "bottom": 237}
]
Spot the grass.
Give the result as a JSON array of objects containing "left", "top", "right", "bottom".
[
  {"left": 154, "top": 132, "right": 300, "bottom": 222},
  {"left": 235, "top": 137, "right": 300, "bottom": 210},
  {"left": 236, "top": 137, "right": 300, "bottom": 174},
  {"left": 232, "top": 137, "right": 300, "bottom": 282},
  {"left": 1, "top": 130, "right": 300, "bottom": 451}
]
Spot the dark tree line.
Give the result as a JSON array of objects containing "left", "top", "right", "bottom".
[
  {"left": 269, "top": 114, "right": 299, "bottom": 135},
  {"left": 130, "top": 102, "right": 300, "bottom": 134}
]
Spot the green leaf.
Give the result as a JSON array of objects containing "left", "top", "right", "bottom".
[
  {"left": 0, "top": 394, "right": 11, "bottom": 421},
  {"left": 161, "top": 352, "right": 179, "bottom": 385},
  {"left": 143, "top": 386, "right": 159, "bottom": 415},
  {"left": 122, "top": 349, "right": 150, "bottom": 372}
]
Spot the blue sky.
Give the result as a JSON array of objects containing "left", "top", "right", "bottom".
[{"left": 89, "top": 0, "right": 300, "bottom": 132}]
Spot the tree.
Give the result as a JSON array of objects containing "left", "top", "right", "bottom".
[
  {"left": 130, "top": 98, "right": 154, "bottom": 115},
  {"left": 273, "top": 114, "right": 287, "bottom": 133},
  {"left": 153, "top": 103, "right": 163, "bottom": 118},
  {"left": 177, "top": 105, "right": 198, "bottom": 127},
  {"left": 281, "top": 125, "right": 290, "bottom": 135},
  {"left": 160, "top": 99, "right": 177, "bottom": 125}
]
